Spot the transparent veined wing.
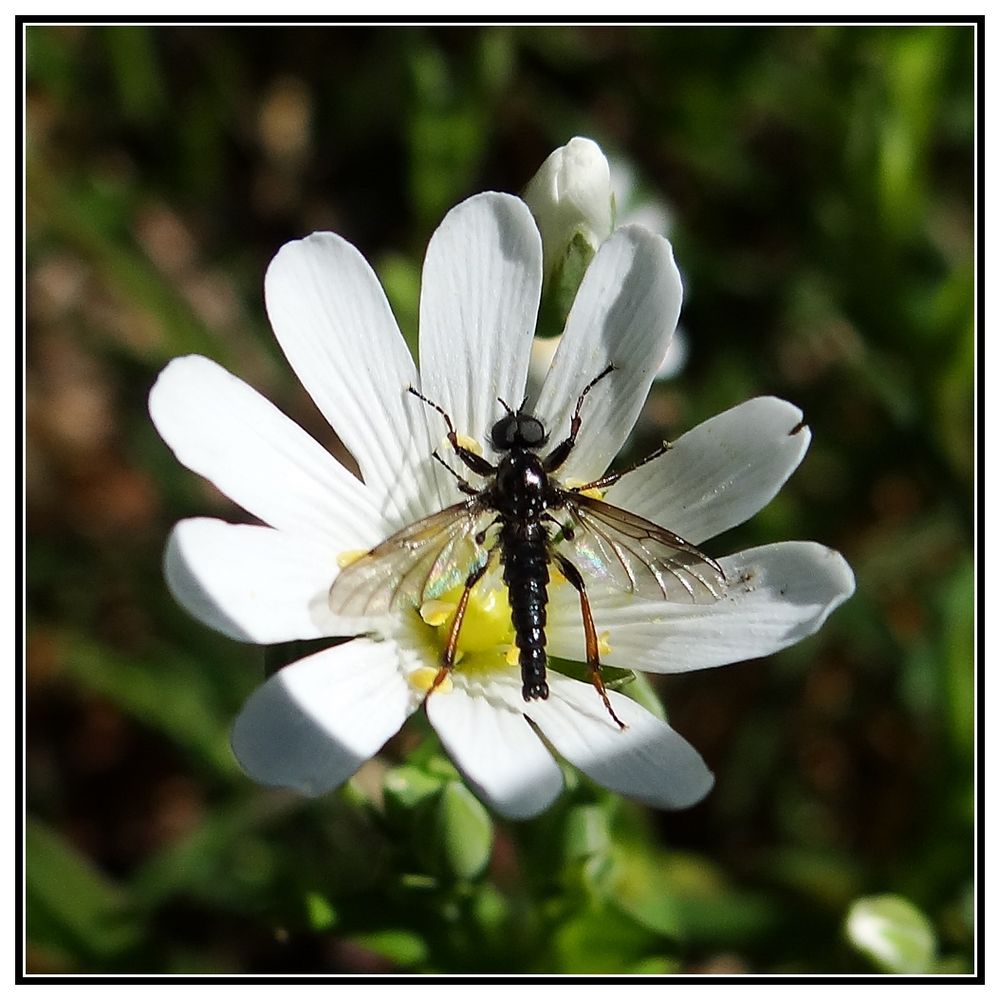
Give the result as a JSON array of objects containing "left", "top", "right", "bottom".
[
  {"left": 554, "top": 492, "right": 727, "bottom": 604},
  {"left": 329, "top": 499, "right": 496, "bottom": 618}
]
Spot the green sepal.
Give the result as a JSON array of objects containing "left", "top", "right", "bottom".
[
  {"left": 536, "top": 229, "right": 597, "bottom": 338},
  {"left": 413, "top": 780, "right": 494, "bottom": 882},
  {"left": 549, "top": 655, "right": 635, "bottom": 692}
]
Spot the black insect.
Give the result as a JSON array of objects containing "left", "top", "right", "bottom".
[{"left": 328, "top": 365, "right": 727, "bottom": 729}]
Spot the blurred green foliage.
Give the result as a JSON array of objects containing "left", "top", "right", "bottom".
[{"left": 25, "top": 24, "right": 975, "bottom": 974}]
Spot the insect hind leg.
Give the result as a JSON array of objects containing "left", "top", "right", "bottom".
[
  {"left": 553, "top": 552, "right": 626, "bottom": 731},
  {"left": 428, "top": 548, "right": 494, "bottom": 695},
  {"left": 572, "top": 439, "right": 673, "bottom": 494}
]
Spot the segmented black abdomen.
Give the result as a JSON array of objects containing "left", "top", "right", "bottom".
[{"left": 500, "top": 520, "right": 551, "bottom": 701}]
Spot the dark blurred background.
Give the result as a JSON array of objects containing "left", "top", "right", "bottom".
[{"left": 25, "top": 24, "right": 975, "bottom": 975}]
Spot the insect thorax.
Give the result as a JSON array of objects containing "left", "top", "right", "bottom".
[{"left": 493, "top": 449, "right": 550, "bottom": 521}]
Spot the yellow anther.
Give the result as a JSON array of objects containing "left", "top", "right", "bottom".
[
  {"left": 419, "top": 599, "right": 457, "bottom": 627},
  {"left": 455, "top": 434, "right": 483, "bottom": 456},
  {"left": 414, "top": 581, "right": 515, "bottom": 678},
  {"left": 598, "top": 631, "right": 612, "bottom": 656},
  {"left": 336, "top": 548, "right": 368, "bottom": 569},
  {"left": 408, "top": 667, "right": 453, "bottom": 694},
  {"left": 505, "top": 643, "right": 520, "bottom": 666}
]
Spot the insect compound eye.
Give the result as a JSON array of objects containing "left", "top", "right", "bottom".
[
  {"left": 490, "top": 414, "right": 518, "bottom": 450},
  {"left": 517, "top": 416, "right": 546, "bottom": 447},
  {"left": 490, "top": 412, "right": 548, "bottom": 449}
]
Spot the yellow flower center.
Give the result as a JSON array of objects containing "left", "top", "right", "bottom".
[
  {"left": 414, "top": 579, "right": 516, "bottom": 684},
  {"left": 398, "top": 548, "right": 612, "bottom": 698}
]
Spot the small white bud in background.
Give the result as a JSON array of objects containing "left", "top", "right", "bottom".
[{"left": 523, "top": 136, "right": 615, "bottom": 286}]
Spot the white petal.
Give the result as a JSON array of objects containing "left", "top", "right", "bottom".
[
  {"left": 531, "top": 226, "right": 682, "bottom": 484},
  {"left": 149, "top": 356, "right": 385, "bottom": 548},
  {"left": 548, "top": 541, "right": 855, "bottom": 674},
  {"left": 165, "top": 518, "right": 348, "bottom": 643},
  {"left": 418, "top": 192, "right": 542, "bottom": 453},
  {"left": 426, "top": 671, "right": 564, "bottom": 820},
  {"left": 231, "top": 638, "right": 419, "bottom": 796},
  {"left": 606, "top": 397, "right": 811, "bottom": 545},
  {"left": 526, "top": 673, "right": 714, "bottom": 810},
  {"left": 264, "top": 233, "right": 438, "bottom": 525}
]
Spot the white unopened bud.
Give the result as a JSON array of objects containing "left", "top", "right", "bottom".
[{"left": 522, "top": 136, "right": 614, "bottom": 284}]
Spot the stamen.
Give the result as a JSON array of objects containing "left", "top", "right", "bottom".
[
  {"left": 420, "top": 599, "right": 457, "bottom": 627},
  {"left": 336, "top": 548, "right": 368, "bottom": 568},
  {"left": 415, "top": 581, "right": 516, "bottom": 678},
  {"left": 454, "top": 433, "right": 483, "bottom": 456},
  {"left": 409, "top": 666, "right": 453, "bottom": 694},
  {"left": 598, "top": 631, "right": 612, "bottom": 656}
]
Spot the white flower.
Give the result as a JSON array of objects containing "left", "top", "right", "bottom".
[
  {"left": 148, "top": 192, "right": 854, "bottom": 821},
  {"left": 522, "top": 136, "right": 614, "bottom": 284}
]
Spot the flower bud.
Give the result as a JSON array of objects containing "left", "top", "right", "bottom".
[{"left": 523, "top": 136, "right": 615, "bottom": 287}]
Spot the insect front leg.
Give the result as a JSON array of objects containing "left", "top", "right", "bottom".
[
  {"left": 428, "top": 547, "right": 495, "bottom": 694},
  {"left": 431, "top": 451, "right": 480, "bottom": 496},
  {"left": 408, "top": 387, "right": 496, "bottom": 478},
  {"left": 553, "top": 552, "right": 626, "bottom": 731},
  {"left": 543, "top": 363, "right": 616, "bottom": 473}
]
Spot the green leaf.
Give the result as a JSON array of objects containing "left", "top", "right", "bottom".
[
  {"left": 436, "top": 781, "right": 494, "bottom": 881},
  {"left": 27, "top": 818, "right": 143, "bottom": 964},
  {"left": 349, "top": 928, "right": 429, "bottom": 969},
  {"left": 845, "top": 894, "right": 938, "bottom": 974},
  {"left": 128, "top": 790, "right": 299, "bottom": 908},
  {"left": 940, "top": 558, "right": 974, "bottom": 761},
  {"left": 382, "top": 764, "right": 445, "bottom": 823},
  {"left": 54, "top": 629, "right": 239, "bottom": 778},
  {"left": 549, "top": 904, "right": 657, "bottom": 973},
  {"left": 407, "top": 774, "right": 494, "bottom": 882},
  {"left": 613, "top": 848, "right": 780, "bottom": 948},
  {"left": 305, "top": 892, "right": 338, "bottom": 932},
  {"left": 563, "top": 804, "right": 611, "bottom": 862}
]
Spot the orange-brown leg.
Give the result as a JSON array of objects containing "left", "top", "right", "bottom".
[
  {"left": 554, "top": 553, "right": 626, "bottom": 730},
  {"left": 430, "top": 553, "right": 492, "bottom": 692}
]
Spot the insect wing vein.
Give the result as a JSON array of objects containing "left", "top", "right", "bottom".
[
  {"left": 557, "top": 492, "right": 726, "bottom": 604},
  {"left": 328, "top": 499, "right": 489, "bottom": 617}
]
